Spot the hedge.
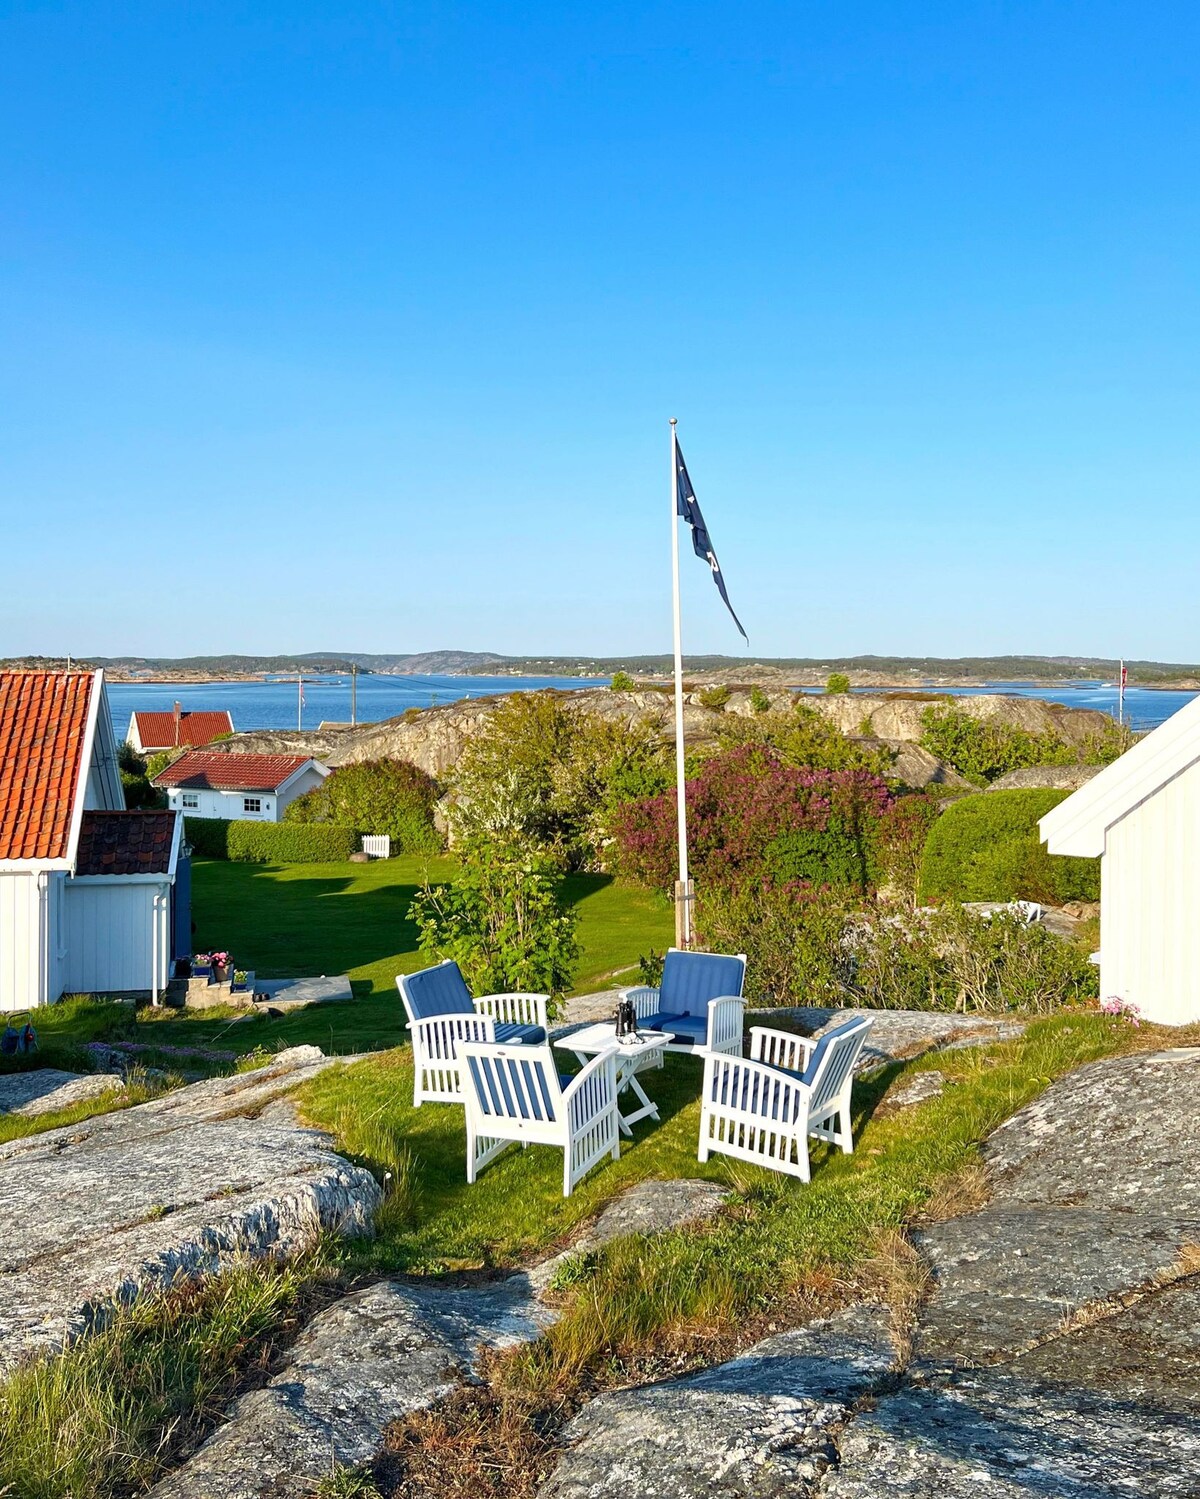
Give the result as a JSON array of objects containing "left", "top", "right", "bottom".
[
  {"left": 918, "top": 789, "right": 1100, "bottom": 905},
  {"left": 184, "top": 818, "right": 359, "bottom": 864}
]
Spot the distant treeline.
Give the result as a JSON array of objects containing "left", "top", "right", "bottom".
[{"left": 4, "top": 650, "right": 1197, "bottom": 684}]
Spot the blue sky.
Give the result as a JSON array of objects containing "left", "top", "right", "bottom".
[{"left": 2, "top": 2, "right": 1198, "bottom": 661}]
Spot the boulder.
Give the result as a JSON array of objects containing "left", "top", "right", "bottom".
[
  {"left": 0, "top": 1047, "right": 376, "bottom": 1375},
  {"left": 0, "top": 1068, "right": 125, "bottom": 1116},
  {"left": 988, "top": 763, "right": 1105, "bottom": 791}
]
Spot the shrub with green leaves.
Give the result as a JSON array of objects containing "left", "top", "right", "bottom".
[
  {"left": 609, "top": 670, "right": 636, "bottom": 692},
  {"left": 184, "top": 818, "right": 358, "bottom": 863},
  {"left": 825, "top": 672, "right": 851, "bottom": 695},
  {"left": 716, "top": 703, "right": 896, "bottom": 778},
  {"left": 450, "top": 693, "right": 671, "bottom": 869},
  {"left": 919, "top": 705, "right": 1082, "bottom": 784},
  {"left": 918, "top": 789, "right": 1100, "bottom": 905},
  {"left": 408, "top": 839, "right": 579, "bottom": 1005},
  {"left": 696, "top": 881, "right": 857, "bottom": 1006},
  {"left": 749, "top": 685, "right": 771, "bottom": 714},
  {"left": 871, "top": 793, "right": 942, "bottom": 905},
  {"left": 697, "top": 684, "right": 731, "bottom": 711},
  {"left": 285, "top": 757, "right": 441, "bottom": 854}
]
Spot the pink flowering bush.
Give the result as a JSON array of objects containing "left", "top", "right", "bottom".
[
  {"left": 1100, "top": 995, "right": 1141, "bottom": 1026},
  {"left": 612, "top": 744, "right": 893, "bottom": 893}
]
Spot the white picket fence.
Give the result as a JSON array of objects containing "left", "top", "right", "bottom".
[{"left": 361, "top": 835, "right": 391, "bottom": 859}]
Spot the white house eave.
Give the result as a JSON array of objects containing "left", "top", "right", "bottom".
[
  {"left": 1041, "top": 694, "right": 1200, "bottom": 857},
  {"left": 67, "top": 872, "right": 175, "bottom": 886},
  {"left": 63, "top": 670, "right": 104, "bottom": 866},
  {"left": 0, "top": 859, "right": 72, "bottom": 873}
]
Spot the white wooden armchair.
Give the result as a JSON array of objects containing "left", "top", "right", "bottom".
[
  {"left": 698, "top": 1016, "right": 874, "bottom": 1181},
  {"left": 620, "top": 947, "right": 746, "bottom": 1062},
  {"left": 397, "top": 959, "right": 549, "bottom": 1106},
  {"left": 458, "top": 1041, "right": 621, "bottom": 1197}
]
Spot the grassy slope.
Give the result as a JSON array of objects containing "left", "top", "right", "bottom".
[
  {"left": 0, "top": 1014, "right": 1138, "bottom": 1499},
  {"left": 5, "top": 859, "right": 674, "bottom": 1070}
]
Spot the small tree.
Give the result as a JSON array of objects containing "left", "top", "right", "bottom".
[
  {"left": 749, "top": 685, "right": 771, "bottom": 714},
  {"left": 826, "top": 672, "right": 852, "bottom": 695},
  {"left": 698, "top": 684, "right": 731, "bottom": 711},
  {"left": 408, "top": 839, "right": 579, "bottom": 1008},
  {"left": 610, "top": 670, "right": 636, "bottom": 692}
]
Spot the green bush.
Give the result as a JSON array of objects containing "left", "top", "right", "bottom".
[
  {"left": 697, "top": 684, "right": 731, "bottom": 711},
  {"left": 284, "top": 758, "right": 441, "bottom": 854},
  {"left": 919, "top": 705, "right": 1077, "bottom": 784},
  {"left": 716, "top": 704, "right": 896, "bottom": 778},
  {"left": 408, "top": 838, "right": 579, "bottom": 1005},
  {"left": 749, "top": 685, "right": 771, "bottom": 714},
  {"left": 609, "top": 670, "right": 636, "bottom": 692},
  {"left": 825, "top": 672, "right": 851, "bottom": 695},
  {"left": 184, "top": 818, "right": 358, "bottom": 863},
  {"left": 918, "top": 789, "right": 1100, "bottom": 905}
]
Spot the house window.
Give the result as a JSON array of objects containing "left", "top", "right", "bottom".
[
  {"left": 181, "top": 793, "right": 199, "bottom": 809},
  {"left": 243, "top": 797, "right": 262, "bottom": 813}
]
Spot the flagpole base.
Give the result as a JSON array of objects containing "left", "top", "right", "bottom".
[{"left": 674, "top": 879, "right": 695, "bottom": 949}]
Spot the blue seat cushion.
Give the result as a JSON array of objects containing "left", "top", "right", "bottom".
[
  {"left": 493, "top": 1022, "right": 547, "bottom": 1046},
  {"left": 660, "top": 950, "right": 745, "bottom": 1015},
  {"left": 644, "top": 1012, "right": 708, "bottom": 1047},
  {"left": 403, "top": 961, "right": 476, "bottom": 1020}
]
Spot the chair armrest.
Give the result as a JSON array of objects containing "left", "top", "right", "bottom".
[
  {"left": 748, "top": 1026, "right": 817, "bottom": 1071},
  {"left": 563, "top": 1048, "right": 618, "bottom": 1129},
  {"left": 475, "top": 992, "right": 549, "bottom": 1030},
  {"left": 705, "top": 995, "right": 746, "bottom": 1051},
  {"left": 620, "top": 985, "right": 660, "bottom": 1021}
]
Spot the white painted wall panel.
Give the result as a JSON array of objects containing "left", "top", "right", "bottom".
[
  {"left": 1102, "top": 757, "right": 1200, "bottom": 1026},
  {"left": 62, "top": 882, "right": 168, "bottom": 994},
  {"left": 0, "top": 873, "right": 43, "bottom": 1012}
]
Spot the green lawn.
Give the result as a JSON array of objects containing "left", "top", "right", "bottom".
[{"left": 6, "top": 858, "right": 673, "bottom": 1065}]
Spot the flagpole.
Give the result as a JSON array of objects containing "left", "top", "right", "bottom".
[
  {"left": 297, "top": 669, "right": 303, "bottom": 731},
  {"left": 670, "top": 418, "right": 692, "bottom": 947}
]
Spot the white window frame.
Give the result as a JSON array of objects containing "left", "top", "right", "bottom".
[
  {"left": 243, "top": 796, "right": 262, "bottom": 814},
  {"left": 181, "top": 792, "right": 199, "bottom": 809}
]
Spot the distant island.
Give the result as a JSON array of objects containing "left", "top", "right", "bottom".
[{"left": 4, "top": 650, "right": 1199, "bottom": 690}]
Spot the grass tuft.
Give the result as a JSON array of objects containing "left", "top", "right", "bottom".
[{"left": 0, "top": 1255, "right": 332, "bottom": 1499}]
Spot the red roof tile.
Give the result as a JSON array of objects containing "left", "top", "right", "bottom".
[
  {"left": 152, "top": 750, "right": 315, "bottom": 792},
  {"left": 75, "top": 811, "right": 178, "bottom": 876},
  {"left": 0, "top": 672, "right": 95, "bottom": 861},
  {"left": 131, "top": 710, "right": 234, "bottom": 751}
]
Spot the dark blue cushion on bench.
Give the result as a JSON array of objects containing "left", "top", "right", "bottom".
[
  {"left": 641, "top": 1012, "right": 709, "bottom": 1046},
  {"left": 493, "top": 1022, "right": 547, "bottom": 1046},
  {"left": 660, "top": 950, "right": 745, "bottom": 1015}
]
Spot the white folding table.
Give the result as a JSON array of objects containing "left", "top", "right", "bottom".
[{"left": 554, "top": 1023, "right": 670, "bottom": 1137}]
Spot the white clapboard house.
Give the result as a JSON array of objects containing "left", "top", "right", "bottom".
[
  {"left": 1041, "top": 694, "right": 1200, "bottom": 1026},
  {"left": 0, "top": 670, "right": 188, "bottom": 1012},
  {"left": 153, "top": 750, "right": 328, "bottom": 821}
]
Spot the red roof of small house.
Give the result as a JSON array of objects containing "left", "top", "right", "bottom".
[
  {"left": 152, "top": 750, "right": 315, "bottom": 793},
  {"left": 131, "top": 710, "right": 234, "bottom": 751},
  {"left": 75, "top": 810, "right": 178, "bottom": 876},
  {"left": 0, "top": 671, "right": 95, "bottom": 861}
]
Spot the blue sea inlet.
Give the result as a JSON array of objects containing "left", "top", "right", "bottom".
[{"left": 107, "top": 674, "right": 611, "bottom": 735}]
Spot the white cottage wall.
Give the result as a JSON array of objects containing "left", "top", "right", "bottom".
[
  {"left": 62, "top": 880, "right": 171, "bottom": 994},
  {"left": 1101, "top": 757, "right": 1200, "bottom": 1027},
  {"left": 0, "top": 872, "right": 43, "bottom": 1012}
]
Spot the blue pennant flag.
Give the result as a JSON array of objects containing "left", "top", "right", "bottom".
[{"left": 674, "top": 438, "right": 748, "bottom": 643}]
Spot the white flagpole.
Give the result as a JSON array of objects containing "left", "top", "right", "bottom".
[
  {"left": 670, "top": 418, "right": 692, "bottom": 946},
  {"left": 297, "top": 670, "right": 303, "bottom": 731},
  {"left": 1118, "top": 659, "right": 1125, "bottom": 726}
]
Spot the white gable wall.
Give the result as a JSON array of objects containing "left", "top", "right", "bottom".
[
  {"left": 62, "top": 879, "right": 171, "bottom": 995},
  {"left": 1099, "top": 757, "right": 1200, "bottom": 1027},
  {"left": 0, "top": 873, "right": 44, "bottom": 1012}
]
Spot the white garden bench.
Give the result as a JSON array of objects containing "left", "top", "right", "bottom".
[
  {"left": 458, "top": 1041, "right": 621, "bottom": 1197},
  {"left": 698, "top": 1016, "right": 874, "bottom": 1181},
  {"left": 619, "top": 947, "right": 746, "bottom": 1061},
  {"left": 397, "top": 959, "right": 549, "bottom": 1107}
]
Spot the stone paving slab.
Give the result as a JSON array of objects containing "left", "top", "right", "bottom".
[
  {"left": 0, "top": 1068, "right": 125, "bottom": 1116},
  {"left": 0, "top": 1047, "right": 378, "bottom": 1375}
]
